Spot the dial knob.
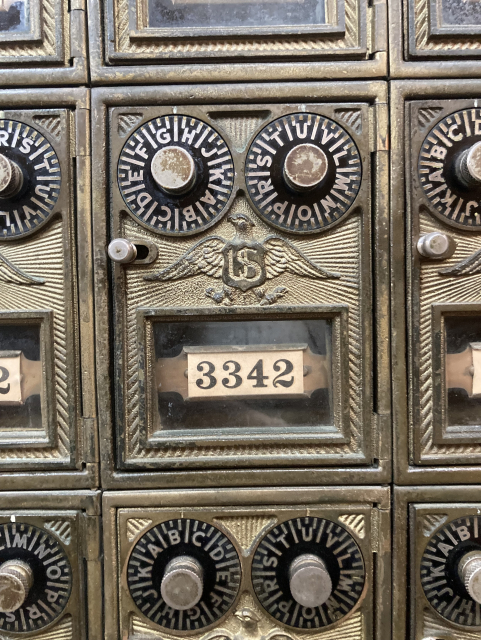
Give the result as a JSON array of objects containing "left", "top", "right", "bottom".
[
  {"left": 457, "top": 141, "right": 481, "bottom": 187},
  {"left": 151, "top": 146, "right": 196, "bottom": 194},
  {"left": 245, "top": 113, "right": 362, "bottom": 234},
  {"left": 283, "top": 144, "right": 328, "bottom": 192},
  {"left": 252, "top": 516, "right": 365, "bottom": 629},
  {"left": 421, "top": 515, "right": 481, "bottom": 627},
  {"left": 459, "top": 552, "right": 481, "bottom": 603},
  {"left": 117, "top": 115, "right": 234, "bottom": 237},
  {"left": 108, "top": 238, "right": 137, "bottom": 263},
  {"left": 288, "top": 554, "right": 332, "bottom": 608},
  {"left": 418, "top": 108, "right": 481, "bottom": 230},
  {"left": 0, "top": 560, "right": 33, "bottom": 613},
  {"left": 160, "top": 556, "right": 203, "bottom": 610},
  {"left": 0, "top": 523, "right": 72, "bottom": 632},
  {"left": 0, "top": 154, "right": 23, "bottom": 198},
  {"left": 127, "top": 519, "right": 241, "bottom": 631}
]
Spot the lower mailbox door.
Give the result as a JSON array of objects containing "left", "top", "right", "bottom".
[{"left": 105, "top": 100, "right": 388, "bottom": 475}]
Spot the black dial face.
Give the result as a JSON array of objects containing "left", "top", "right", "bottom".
[
  {"left": 127, "top": 519, "right": 241, "bottom": 631},
  {"left": 421, "top": 515, "right": 481, "bottom": 626},
  {"left": 418, "top": 108, "right": 481, "bottom": 229},
  {"left": 0, "top": 522, "right": 72, "bottom": 632},
  {"left": 117, "top": 115, "right": 235, "bottom": 237},
  {"left": 245, "top": 113, "right": 362, "bottom": 234},
  {"left": 252, "top": 517, "right": 365, "bottom": 629},
  {"left": 0, "top": 119, "right": 61, "bottom": 240}
]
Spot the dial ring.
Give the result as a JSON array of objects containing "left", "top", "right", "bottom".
[
  {"left": 418, "top": 108, "right": 481, "bottom": 230},
  {"left": 245, "top": 113, "right": 362, "bottom": 234},
  {"left": 0, "top": 523, "right": 72, "bottom": 633},
  {"left": 0, "top": 119, "right": 62, "bottom": 240},
  {"left": 251, "top": 516, "right": 365, "bottom": 629},
  {"left": 421, "top": 515, "right": 481, "bottom": 627},
  {"left": 117, "top": 115, "right": 235, "bottom": 237},
  {"left": 126, "top": 519, "right": 241, "bottom": 632}
]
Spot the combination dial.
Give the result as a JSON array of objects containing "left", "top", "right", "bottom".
[
  {"left": 0, "top": 119, "right": 61, "bottom": 239},
  {"left": 0, "top": 523, "right": 72, "bottom": 632},
  {"left": 252, "top": 516, "right": 365, "bottom": 629},
  {"left": 418, "top": 108, "right": 481, "bottom": 229},
  {"left": 245, "top": 113, "right": 362, "bottom": 234},
  {"left": 118, "top": 115, "right": 235, "bottom": 237},
  {"left": 421, "top": 515, "right": 481, "bottom": 626},
  {"left": 126, "top": 519, "right": 241, "bottom": 631}
]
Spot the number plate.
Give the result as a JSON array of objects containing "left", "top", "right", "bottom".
[
  {"left": 187, "top": 346, "right": 305, "bottom": 400},
  {"left": 0, "top": 352, "right": 22, "bottom": 405}
]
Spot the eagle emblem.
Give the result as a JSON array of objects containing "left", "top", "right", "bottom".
[
  {"left": 145, "top": 212, "right": 341, "bottom": 305},
  {"left": 440, "top": 247, "right": 481, "bottom": 277},
  {"left": 0, "top": 252, "right": 44, "bottom": 285}
]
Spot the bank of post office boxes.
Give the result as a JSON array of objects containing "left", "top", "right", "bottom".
[
  {"left": 0, "top": 89, "right": 97, "bottom": 489},
  {"left": 92, "top": 82, "right": 390, "bottom": 488},
  {"left": 391, "top": 81, "right": 481, "bottom": 483},
  {"left": 0, "top": 491, "right": 101, "bottom": 640},
  {"left": 0, "top": 0, "right": 87, "bottom": 86},
  {"left": 393, "top": 486, "right": 481, "bottom": 639},
  {"left": 389, "top": 0, "right": 481, "bottom": 76},
  {"left": 103, "top": 486, "right": 391, "bottom": 640},
  {"left": 87, "top": 0, "right": 387, "bottom": 83}
]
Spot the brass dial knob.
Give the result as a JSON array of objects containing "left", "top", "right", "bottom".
[
  {"left": 0, "top": 154, "right": 23, "bottom": 199},
  {"left": 151, "top": 146, "right": 196, "bottom": 194},
  {"left": 459, "top": 552, "right": 481, "bottom": 603},
  {"left": 0, "top": 560, "right": 34, "bottom": 613},
  {"left": 457, "top": 141, "right": 481, "bottom": 187},
  {"left": 160, "top": 556, "right": 204, "bottom": 611},
  {"left": 283, "top": 143, "right": 328, "bottom": 192},
  {"left": 288, "top": 554, "right": 332, "bottom": 608}
]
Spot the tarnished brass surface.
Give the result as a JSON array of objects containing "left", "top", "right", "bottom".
[
  {"left": 92, "top": 83, "right": 391, "bottom": 488},
  {"left": 103, "top": 487, "right": 391, "bottom": 640}
]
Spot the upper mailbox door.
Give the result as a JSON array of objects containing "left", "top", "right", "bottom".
[
  {"left": 0, "top": 90, "right": 97, "bottom": 489},
  {"left": 89, "top": 0, "right": 387, "bottom": 82},
  {"left": 390, "top": 0, "right": 481, "bottom": 76},
  {"left": 0, "top": 0, "right": 87, "bottom": 86},
  {"left": 94, "top": 86, "right": 390, "bottom": 488}
]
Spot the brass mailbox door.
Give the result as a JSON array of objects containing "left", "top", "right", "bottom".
[
  {"left": 393, "top": 486, "right": 481, "bottom": 640},
  {"left": 0, "top": 491, "right": 101, "bottom": 640},
  {"left": 392, "top": 82, "right": 481, "bottom": 483},
  {"left": 93, "top": 83, "right": 391, "bottom": 488},
  {"left": 103, "top": 486, "right": 391, "bottom": 640},
  {"left": 87, "top": 0, "right": 387, "bottom": 82},
  {"left": 0, "top": 0, "right": 87, "bottom": 85},
  {"left": 0, "top": 89, "right": 97, "bottom": 489}
]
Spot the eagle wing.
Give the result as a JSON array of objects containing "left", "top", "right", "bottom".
[
  {"left": 439, "top": 247, "right": 481, "bottom": 276},
  {"left": 145, "top": 236, "right": 226, "bottom": 282},
  {"left": 0, "top": 252, "right": 45, "bottom": 285},
  {"left": 263, "top": 236, "right": 341, "bottom": 280}
]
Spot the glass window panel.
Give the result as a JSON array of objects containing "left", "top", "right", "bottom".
[
  {"left": 0, "top": 324, "right": 43, "bottom": 431},
  {"left": 153, "top": 318, "right": 332, "bottom": 431},
  {"left": 148, "top": 0, "right": 326, "bottom": 30},
  {"left": 445, "top": 315, "right": 481, "bottom": 427},
  {"left": 441, "top": 0, "right": 481, "bottom": 27},
  {"left": 0, "top": 0, "right": 29, "bottom": 33}
]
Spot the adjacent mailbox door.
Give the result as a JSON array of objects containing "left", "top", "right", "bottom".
[
  {"left": 0, "top": 90, "right": 97, "bottom": 488},
  {"left": 94, "top": 86, "right": 390, "bottom": 486}
]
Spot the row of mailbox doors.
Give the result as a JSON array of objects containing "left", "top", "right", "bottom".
[
  {"left": 2, "top": 487, "right": 481, "bottom": 640},
  {"left": 1, "top": 83, "right": 481, "bottom": 488}
]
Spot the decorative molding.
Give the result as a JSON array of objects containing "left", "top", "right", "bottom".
[
  {"left": 45, "top": 520, "right": 72, "bottom": 545},
  {"left": 417, "top": 107, "right": 443, "bottom": 130},
  {"left": 339, "top": 513, "right": 366, "bottom": 538},
  {"left": 213, "top": 516, "right": 277, "bottom": 554},
  {"left": 126, "top": 518, "right": 153, "bottom": 541},
  {"left": 0, "top": 252, "right": 45, "bottom": 285},
  {"left": 209, "top": 113, "right": 270, "bottom": 152},
  {"left": 422, "top": 514, "right": 448, "bottom": 537},
  {"left": 334, "top": 108, "right": 362, "bottom": 134},
  {"left": 33, "top": 115, "right": 62, "bottom": 141},
  {"left": 118, "top": 114, "right": 144, "bottom": 138}
]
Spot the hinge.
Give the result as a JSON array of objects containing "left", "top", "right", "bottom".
[
  {"left": 69, "top": 0, "right": 86, "bottom": 62},
  {"left": 369, "top": 103, "right": 389, "bottom": 153},
  {"left": 76, "top": 108, "right": 90, "bottom": 157},
  {"left": 370, "top": 0, "right": 387, "bottom": 54},
  {"left": 83, "top": 417, "right": 99, "bottom": 464},
  {"left": 372, "top": 412, "right": 391, "bottom": 461},
  {"left": 371, "top": 507, "right": 380, "bottom": 553}
]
